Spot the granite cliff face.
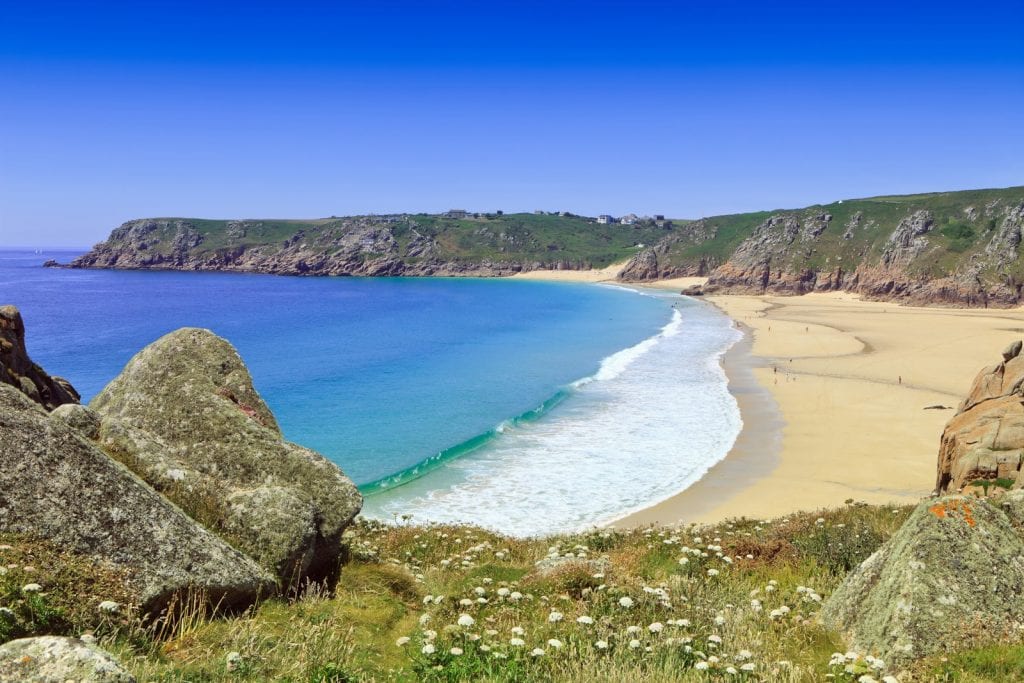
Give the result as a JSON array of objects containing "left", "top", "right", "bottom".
[
  {"left": 90, "top": 328, "right": 363, "bottom": 589},
  {"left": 0, "top": 305, "right": 78, "bottom": 410},
  {"left": 618, "top": 187, "right": 1024, "bottom": 307},
  {"left": 67, "top": 216, "right": 626, "bottom": 278},
  {"left": 935, "top": 340, "right": 1024, "bottom": 494}
]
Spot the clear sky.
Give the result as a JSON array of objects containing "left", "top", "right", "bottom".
[{"left": 1, "top": 0, "right": 1022, "bottom": 247}]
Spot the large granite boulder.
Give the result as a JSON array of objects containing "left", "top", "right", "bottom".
[
  {"left": 0, "top": 384, "right": 275, "bottom": 614},
  {"left": 91, "top": 328, "right": 362, "bottom": 588},
  {"left": 0, "top": 636, "right": 135, "bottom": 682},
  {"left": 820, "top": 494, "right": 1024, "bottom": 666},
  {"left": 935, "top": 340, "right": 1024, "bottom": 493},
  {"left": 0, "top": 305, "right": 78, "bottom": 410}
]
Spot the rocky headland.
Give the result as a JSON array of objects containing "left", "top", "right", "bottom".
[{"left": 58, "top": 185, "right": 1024, "bottom": 307}]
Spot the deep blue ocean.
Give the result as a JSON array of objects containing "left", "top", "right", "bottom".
[{"left": 1, "top": 249, "right": 741, "bottom": 535}]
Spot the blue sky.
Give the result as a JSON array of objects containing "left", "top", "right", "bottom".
[{"left": 1, "top": 1, "right": 1022, "bottom": 246}]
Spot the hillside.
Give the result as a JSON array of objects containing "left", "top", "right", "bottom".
[
  {"left": 620, "top": 185, "right": 1024, "bottom": 306},
  {"left": 64, "top": 212, "right": 677, "bottom": 277},
  {"left": 64, "top": 185, "right": 1024, "bottom": 305}
]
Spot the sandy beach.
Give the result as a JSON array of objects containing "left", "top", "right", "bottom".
[
  {"left": 614, "top": 291, "right": 1024, "bottom": 525},
  {"left": 513, "top": 265, "right": 1024, "bottom": 525}
]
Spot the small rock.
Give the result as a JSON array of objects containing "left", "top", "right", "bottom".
[
  {"left": 50, "top": 403, "right": 101, "bottom": 439},
  {"left": 225, "top": 651, "right": 243, "bottom": 672},
  {"left": 1003, "top": 340, "right": 1022, "bottom": 362},
  {"left": 0, "top": 636, "right": 136, "bottom": 682}
]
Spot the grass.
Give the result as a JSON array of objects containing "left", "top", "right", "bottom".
[
  {"left": 89, "top": 186, "right": 1024, "bottom": 286},
  {"left": 5, "top": 501, "right": 1023, "bottom": 680}
]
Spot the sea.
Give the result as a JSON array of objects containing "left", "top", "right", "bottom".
[{"left": 1, "top": 248, "right": 742, "bottom": 536}]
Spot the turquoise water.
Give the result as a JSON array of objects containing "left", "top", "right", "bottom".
[{"left": 1, "top": 249, "right": 741, "bottom": 534}]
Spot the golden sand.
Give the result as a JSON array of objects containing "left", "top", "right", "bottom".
[
  {"left": 615, "top": 292, "right": 1024, "bottom": 526},
  {"left": 509, "top": 263, "right": 1024, "bottom": 525}
]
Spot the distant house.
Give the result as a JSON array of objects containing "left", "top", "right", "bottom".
[
  {"left": 620, "top": 213, "right": 638, "bottom": 225},
  {"left": 534, "top": 210, "right": 545, "bottom": 215},
  {"left": 445, "top": 209, "right": 468, "bottom": 219},
  {"left": 596, "top": 215, "right": 615, "bottom": 224}
]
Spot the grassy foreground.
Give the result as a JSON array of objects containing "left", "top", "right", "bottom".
[{"left": 2, "top": 503, "right": 1021, "bottom": 682}]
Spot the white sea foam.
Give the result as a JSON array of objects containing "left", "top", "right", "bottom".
[{"left": 364, "top": 299, "right": 742, "bottom": 536}]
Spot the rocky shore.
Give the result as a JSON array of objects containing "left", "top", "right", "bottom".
[
  {"left": 0, "top": 305, "right": 362, "bottom": 621},
  {"left": 55, "top": 186, "right": 1024, "bottom": 307}
]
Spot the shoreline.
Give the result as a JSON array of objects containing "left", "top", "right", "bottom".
[
  {"left": 609, "top": 313, "right": 785, "bottom": 527},
  {"left": 513, "top": 264, "right": 1024, "bottom": 527}
]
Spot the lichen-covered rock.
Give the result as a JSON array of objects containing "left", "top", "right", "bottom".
[
  {"left": 935, "top": 340, "right": 1024, "bottom": 493},
  {"left": 0, "top": 383, "right": 276, "bottom": 614},
  {"left": 0, "top": 305, "right": 79, "bottom": 410},
  {"left": 91, "top": 328, "right": 363, "bottom": 588},
  {"left": 820, "top": 494, "right": 1024, "bottom": 666},
  {"left": 0, "top": 636, "right": 136, "bottom": 682},
  {"left": 51, "top": 402, "right": 101, "bottom": 439}
]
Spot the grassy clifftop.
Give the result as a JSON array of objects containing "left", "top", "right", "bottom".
[
  {"left": 66, "top": 185, "right": 1024, "bottom": 303},
  {"left": 654, "top": 186, "right": 1024, "bottom": 277}
]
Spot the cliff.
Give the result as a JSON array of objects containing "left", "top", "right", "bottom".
[
  {"left": 58, "top": 187, "right": 1024, "bottom": 307},
  {"left": 619, "top": 186, "right": 1024, "bottom": 306},
  {"left": 64, "top": 213, "right": 668, "bottom": 277},
  {"left": 61, "top": 185, "right": 1024, "bottom": 306}
]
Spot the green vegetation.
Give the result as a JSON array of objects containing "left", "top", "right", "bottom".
[
  {"left": 6, "top": 503, "right": 1018, "bottom": 681},
  {"left": 89, "top": 186, "right": 1024, "bottom": 286},
  {"left": 968, "top": 478, "right": 1016, "bottom": 496}
]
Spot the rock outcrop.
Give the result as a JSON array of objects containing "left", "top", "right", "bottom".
[
  {"left": 91, "top": 328, "right": 363, "bottom": 588},
  {"left": 66, "top": 218, "right": 592, "bottom": 278},
  {"left": 821, "top": 494, "right": 1024, "bottom": 667},
  {"left": 0, "top": 305, "right": 78, "bottom": 410},
  {"left": 0, "top": 636, "right": 136, "bottom": 682},
  {"left": 58, "top": 186, "right": 1024, "bottom": 306},
  {"left": 0, "top": 383, "right": 275, "bottom": 614},
  {"left": 935, "top": 340, "right": 1024, "bottom": 493}
]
